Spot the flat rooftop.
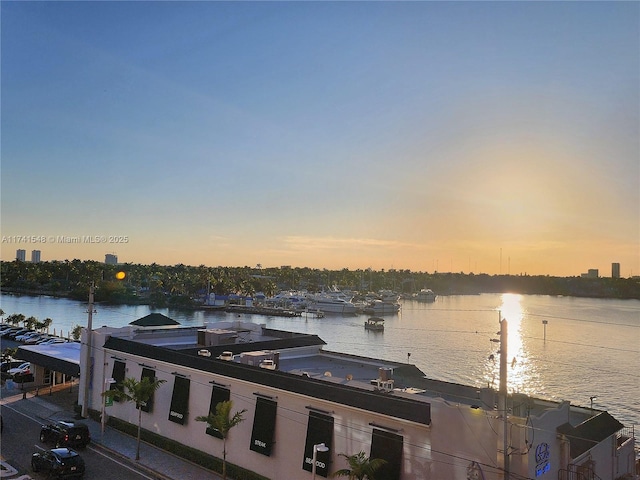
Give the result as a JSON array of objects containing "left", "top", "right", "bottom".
[{"left": 23, "top": 321, "right": 596, "bottom": 425}]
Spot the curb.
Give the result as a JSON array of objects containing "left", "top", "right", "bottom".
[{"left": 90, "top": 442, "right": 173, "bottom": 480}]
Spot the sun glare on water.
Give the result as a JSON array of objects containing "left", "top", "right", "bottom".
[{"left": 485, "top": 293, "right": 538, "bottom": 395}]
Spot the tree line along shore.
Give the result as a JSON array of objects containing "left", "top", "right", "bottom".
[{"left": 1, "top": 259, "right": 638, "bottom": 308}]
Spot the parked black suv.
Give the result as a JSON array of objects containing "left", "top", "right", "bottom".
[
  {"left": 32, "top": 447, "right": 86, "bottom": 478},
  {"left": 40, "top": 420, "right": 91, "bottom": 449}
]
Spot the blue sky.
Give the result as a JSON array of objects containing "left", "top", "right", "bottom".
[{"left": 1, "top": 1, "right": 638, "bottom": 277}]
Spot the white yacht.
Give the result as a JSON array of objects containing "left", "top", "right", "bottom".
[
  {"left": 306, "top": 289, "right": 358, "bottom": 314},
  {"left": 362, "top": 299, "right": 401, "bottom": 315},
  {"left": 415, "top": 289, "right": 437, "bottom": 302}
]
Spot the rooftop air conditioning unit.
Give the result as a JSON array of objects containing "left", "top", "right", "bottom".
[
  {"left": 379, "top": 367, "right": 393, "bottom": 381},
  {"left": 259, "top": 359, "right": 276, "bottom": 370},
  {"left": 219, "top": 351, "right": 234, "bottom": 361}
]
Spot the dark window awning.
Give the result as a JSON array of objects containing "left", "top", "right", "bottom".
[
  {"left": 250, "top": 397, "right": 277, "bottom": 456},
  {"left": 370, "top": 428, "right": 403, "bottom": 480},
  {"left": 139, "top": 367, "right": 156, "bottom": 412},
  {"left": 169, "top": 376, "right": 190, "bottom": 425},
  {"left": 111, "top": 360, "right": 126, "bottom": 402},
  {"left": 205, "top": 386, "right": 230, "bottom": 438},
  {"left": 302, "top": 411, "right": 333, "bottom": 477}
]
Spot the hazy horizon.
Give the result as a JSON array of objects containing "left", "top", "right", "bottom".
[{"left": 2, "top": 2, "right": 638, "bottom": 278}]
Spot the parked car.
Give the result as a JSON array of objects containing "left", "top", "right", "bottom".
[
  {"left": 15, "top": 331, "right": 40, "bottom": 342},
  {"left": 35, "top": 335, "right": 54, "bottom": 344},
  {"left": 1, "top": 359, "right": 26, "bottom": 374},
  {"left": 40, "top": 420, "right": 91, "bottom": 449},
  {"left": 7, "top": 362, "right": 31, "bottom": 377},
  {"left": 24, "top": 334, "right": 46, "bottom": 344},
  {"left": 31, "top": 447, "right": 85, "bottom": 478},
  {"left": 4, "top": 328, "right": 29, "bottom": 339},
  {"left": 0, "top": 327, "right": 20, "bottom": 338},
  {"left": 40, "top": 338, "right": 67, "bottom": 345}
]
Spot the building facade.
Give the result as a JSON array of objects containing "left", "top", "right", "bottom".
[
  {"left": 105, "top": 253, "right": 118, "bottom": 265},
  {"left": 31, "top": 249, "right": 41, "bottom": 263},
  {"left": 612, "top": 263, "right": 621, "bottom": 279},
  {"left": 74, "top": 321, "right": 635, "bottom": 480},
  {"left": 16, "top": 249, "right": 26, "bottom": 261}
]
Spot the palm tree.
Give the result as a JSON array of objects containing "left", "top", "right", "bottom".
[
  {"left": 41, "top": 318, "right": 53, "bottom": 334},
  {"left": 332, "top": 451, "right": 387, "bottom": 480},
  {"left": 24, "top": 315, "right": 39, "bottom": 330},
  {"left": 5, "top": 313, "right": 24, "bottom": 327},
  {"left": 195, "top": 400, "right": 246, "bottom": 480},
  {"left": 103, "top": 376, "right": 166, "bottom": 460},
  {"left": 71, "top": 325, "right": 83, "bottom": 341}
]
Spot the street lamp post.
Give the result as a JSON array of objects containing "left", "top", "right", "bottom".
[
  {"left": 311, "top": 442, "right": 329, "bottom": 480},
  {"left": 101, "top": 378, "right": 116, "bottom": 436}
]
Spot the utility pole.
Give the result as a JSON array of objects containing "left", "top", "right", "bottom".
[
  {"left": 499, "top": 314, "right": 510, "bottom": 480},
  {"left": 81, "top": 282, "right": 95, "bottom": 418}
]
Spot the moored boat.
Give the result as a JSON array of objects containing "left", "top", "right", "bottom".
[
  {"left": 415, "top": 288, "right": 437, "bottom": 302},
  {"left": 306, "top": 288, "right": 358, "bottom": 314},
  {"left": 362, "top": 299, "right": 400, "bottom": 315}
]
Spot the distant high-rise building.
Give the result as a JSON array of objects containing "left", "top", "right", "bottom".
[
  {"left": 31, "top": 250, "right": 41, "bottom": 263},
  {"left": 16, "top": 249, "right": 26, "bottom": 261},
  {"left": 612, "top": 263, "right": 620, "bottom": 278},
  {"left": 581, "top": 269, "right": 599, "bottom": 278},
  {"left": 105, "top": 253, "right": 118, "bottom": 265}
]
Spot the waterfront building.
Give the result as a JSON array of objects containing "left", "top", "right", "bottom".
[
  {"left": 31, "top": 249, "right": 41, "bottom": 263},
  {"left": 18, "top": 317, "right": 637, "bottom": 480},
  {"left": 612, "top": 263, "right": 621, "bottom": 279},
  {"left": 582, "top": 269, "right": 599, "bottom": 278},
  {"left": 16, "top": 249, "right": 26, "bottom": 261},
  {"left": 105, "top": 253, "right": 118, "bottom": 265}
]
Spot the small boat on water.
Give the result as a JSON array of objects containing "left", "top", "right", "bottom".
[
  {"left": 364, "top": 317, "right": 385, "bottom": 331},
  {"left": 415, "top": 289, "right": 437, "bottom": 302}
]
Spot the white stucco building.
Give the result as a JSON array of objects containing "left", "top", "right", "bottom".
[{"left": 68, "top": 315, "right": 637, "bottom": 480}]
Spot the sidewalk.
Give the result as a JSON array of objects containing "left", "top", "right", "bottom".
[{"left": 0, "top": 383, "right": 222, "bottom": 480}]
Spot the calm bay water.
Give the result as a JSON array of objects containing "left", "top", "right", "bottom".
[{"left": 1, "top": 292, "right": 638, "bottom": 426}]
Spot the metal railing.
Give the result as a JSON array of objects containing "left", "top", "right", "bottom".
[{"left": 558, "top": 467, "right": 604, "bottom": 480}]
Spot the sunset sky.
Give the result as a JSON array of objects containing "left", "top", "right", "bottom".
[{"left": 1, "top": 2, "right": 638, "bottom": 277}]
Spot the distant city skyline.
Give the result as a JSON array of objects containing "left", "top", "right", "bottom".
[
  {"left": 5, "top": 247, "right": 633, "bottom": 279},
  {"left": 1, "top": 2, "right": 638, "bottom": 277}
]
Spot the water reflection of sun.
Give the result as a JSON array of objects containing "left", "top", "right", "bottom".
[{"left": 485, "top": 293, "right": 532, "bottom": 394}]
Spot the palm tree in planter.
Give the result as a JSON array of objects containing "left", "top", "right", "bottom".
[
  {"left": 332, "top": 451, "right": 387, "bottom": 480},
  {"left": 196, "top": 400, "right": 246, "bottom": 480},
  {"left": 103, "top": 376, "right": 166, "bottom": 460}
]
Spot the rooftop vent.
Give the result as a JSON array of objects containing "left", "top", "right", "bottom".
[
  {"left": 218, "top": 351, "right": 234, "bottom": 361},
  {"left": 259, "top": 359, "right": 276, "bottom": 370}
]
